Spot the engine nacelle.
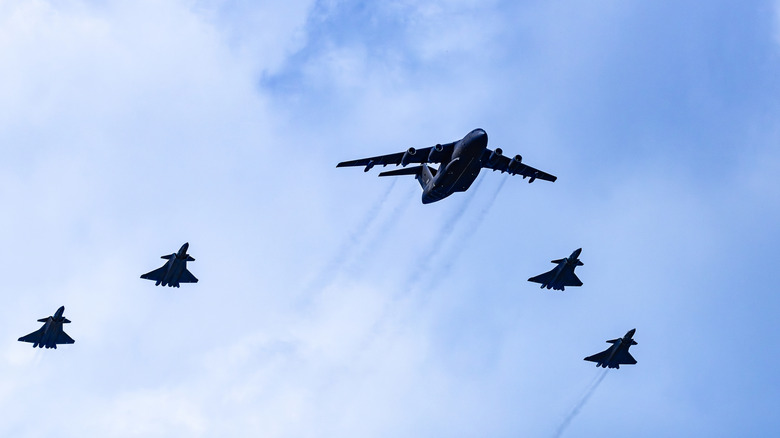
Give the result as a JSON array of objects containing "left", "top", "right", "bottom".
[
  {"left": 508, "top": 154, "right": 523, "bottom": 172},
  {"left": 401, "top": 147, "right": 417, "bottom": 166},
  {"left": 428, "top": 144, "right": 444, "bottom": 162},
  {"left": 486, "top": 147, "right": 503, "bottom": 166}
]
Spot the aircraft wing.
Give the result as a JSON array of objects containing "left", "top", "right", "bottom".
[
  {"left": 584, "top": 349, "right": 610, "bottom": 363},
  {"left": 55, "top": 330, "right": 75, "bottom": 345},
  {"left": 528, "top": 269, "right": 556, "bottom": 285},
  {"left": 337, "top": 142, "right": 456, "bottom": 169},
  {"left": 18, "top": 327, "right": 44, "bottom": 344},
  {"left": 560, "top": 271, "right": 583, "bottom": 287},
  {"left": 614, "top": 349, "right": 637, "bottom": 365},
  {"left": 482, "top": 150, "right": 557, "bottom": 182},
  {"left": 179, "top": 269, "right": 199, "bottom": 284},
  {"left": 141, "top": 266, "right": 166, "bottom": 281}
]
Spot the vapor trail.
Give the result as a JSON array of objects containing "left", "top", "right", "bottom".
[
  {"left": 402, "top": 176, "right": 485, "bottom": 292},
  {"left": 424, "top": 176, "right": 508, "bottom": 289},
  {"left": 304, "top": 179, "right": 398, "bottom": 292},
  {"left": 553, "top": 369, "right": 609, "bottom": 438},
  {"left": 344, "top": 183, "right": 417, "bottom": 276}
]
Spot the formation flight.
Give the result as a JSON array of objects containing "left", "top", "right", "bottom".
[
  {"left": 584, "top": 329, "right": 638, "bottom": 369},
  {"left": 528, "top": 248, "right": 584, "bottom": 291},
  {"left": 337, "top": 128, "right": 556, "bottom": 203},
  {"left": 141, "top": 242, "right": 199, "bottom": 288},
  {"left": 18, "top": 306, "right": 75, "bottom": 349}
]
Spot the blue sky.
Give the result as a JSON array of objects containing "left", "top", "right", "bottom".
[{"left": 0, "top": 0, "right": 778, "bottom": 436}]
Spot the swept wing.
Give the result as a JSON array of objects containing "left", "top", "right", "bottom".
[
  {"left": 141, "top": 266, "right": 166, "bottom": 282},
  {"left": 560, "top": 271, "right": 583, "bottom": 287},
  {"left": 583, "top": 349, "right": 610, "bottom": 364},
  {"left": 337, "top": 142, "right": 456, "bottom": 169},
  {"left": 528, "top": 270, "right": 556, "bottom": 285},
  {"left": 613, "top": 349, "right": 637, "bottom": 365},
  {"left": 179, "top": 269, "right": 199, "bottom": 284},
  {"left": 18, "top": 327, "right": 44, "bottom": 344},
  {"left": 56, "top": 331, "right": 75, "bottom": 345},
  {"left": 481, "top": 149, "right": 556, "bottom": 182}
]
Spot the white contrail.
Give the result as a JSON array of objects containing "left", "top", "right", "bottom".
[
  {"left": 344, "top": 184, "right": 417, "bottom": 276},
  {"left": 424, "top": 176, "right": 507, "bottom": 289},
  {"left": 553, "top": 369, "right": 609, "bottom": 438},
  {"left": 304, "top": 179, "right": 398, "bottom": 292},
  {"left": 401, "top": 175, "right": 485, "bottom": 292}
]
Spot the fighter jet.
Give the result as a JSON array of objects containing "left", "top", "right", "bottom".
[
  {"left": 584, "top": 329, "right": 638, "bottom": 369},
  {"left": 141, "top": 242, "right": 198, "bottom": 288},
  {"left": 337, "top": 129, "right": 556, "bottom": 204},
  {"left": 18, "top": 306, "right": 75, "bottom": 349},
  {"left": 527, "top": 248, "right": 584, "bottom": 291}
]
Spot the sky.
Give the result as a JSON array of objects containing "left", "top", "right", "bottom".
[{"left": 0, "top": 0, "right": 779, "bottom": 436}]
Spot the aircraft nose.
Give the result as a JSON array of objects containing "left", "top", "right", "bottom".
[
  {"left": 573, "top": 248, "right": 582, "bottom": 257},
  {"left": 627, "top": 328, "right": 636, "bottom": 336},
  {"left": 181, "top": 242, "right": 189, "bottom": 252}
]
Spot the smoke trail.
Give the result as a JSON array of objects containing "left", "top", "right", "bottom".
[
  {"left": 401, "top": 176, "right": 485, "bottom": 292},
  {"left": 32, "top": 348, "right": 44, "bottom": 366},
  {"left": 303, "top": 179, "right": 398, "bottom": 292},
  {"left": 344, "top": 184, "right": 417, "bottom": 276},
  {"left": 423, "top": 176, "right": 508, "bottom": 289},
  {"left": 553, "top": 369, "right": 609, "bottom": 438}
]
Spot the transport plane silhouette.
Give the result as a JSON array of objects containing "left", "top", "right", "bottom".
[{"left": 337, "top": 129, "right": 556, "bottom": 203}]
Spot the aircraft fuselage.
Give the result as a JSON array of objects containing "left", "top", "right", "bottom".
[
  {"left": 34, "top": 306, "right": 68, "bottom": 349},
  {"left": 421, "top": 128, "right": 488, "bottom": 204},
  {"left": 157, "top": 256, "right": 191, "bottom": 287}
]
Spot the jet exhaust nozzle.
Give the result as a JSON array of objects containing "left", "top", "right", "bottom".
[
  {"left": 486, "top": 148, "right": 503, "bottom": 166},
  {"left": 401, "top": 147, "right": 417, "bottom": 166},
  {"left": 427, "top": 144, "right": 444, "bottom": 162}
]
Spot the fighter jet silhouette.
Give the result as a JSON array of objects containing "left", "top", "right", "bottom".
[
  {"left": 584, "top": 329, "right": 638, "bottom": 369},
  {"left": 141, "top": 242, "right": 198, "bottom": 288},
  {"left": 528, "top": 248, "right": 584, "bottom": 291},
  {"left": 18, "top": 306, "right": 75, "bottom": 349}
]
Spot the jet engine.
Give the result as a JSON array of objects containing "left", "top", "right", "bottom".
[
  {"left": 427, "top": 144, "right": 444, "bottom": 162},
  {"left": 508, "top": 155, "right": 523, "bottom": 172},
  {"left": 401, "top": 147, "right": 417, "bottom": 166},
  {"left": 486, "top": 147, "right": 503, "bottom": 166}
]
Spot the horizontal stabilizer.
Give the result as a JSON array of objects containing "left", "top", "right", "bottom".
[
  {"left": 576, "top": 260, "right": 584, "bottom": 266},
  {"left": 37, "top": 318, "right": 48, "bottom": 322},
  {"left": 186, "top": 256, "right": 195, "bottom": 262},
  {"left": 607, "top": 338, "right": 620, "bottom": 344},
  {"left": 550, "top": 258, "right": 565, "bottom": 264},
  {"left": 378, "top": 166, "right": 424, "bottom": 177},
  {"left": 161, "top": 254, "right": 174, "bottom": 260}
]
